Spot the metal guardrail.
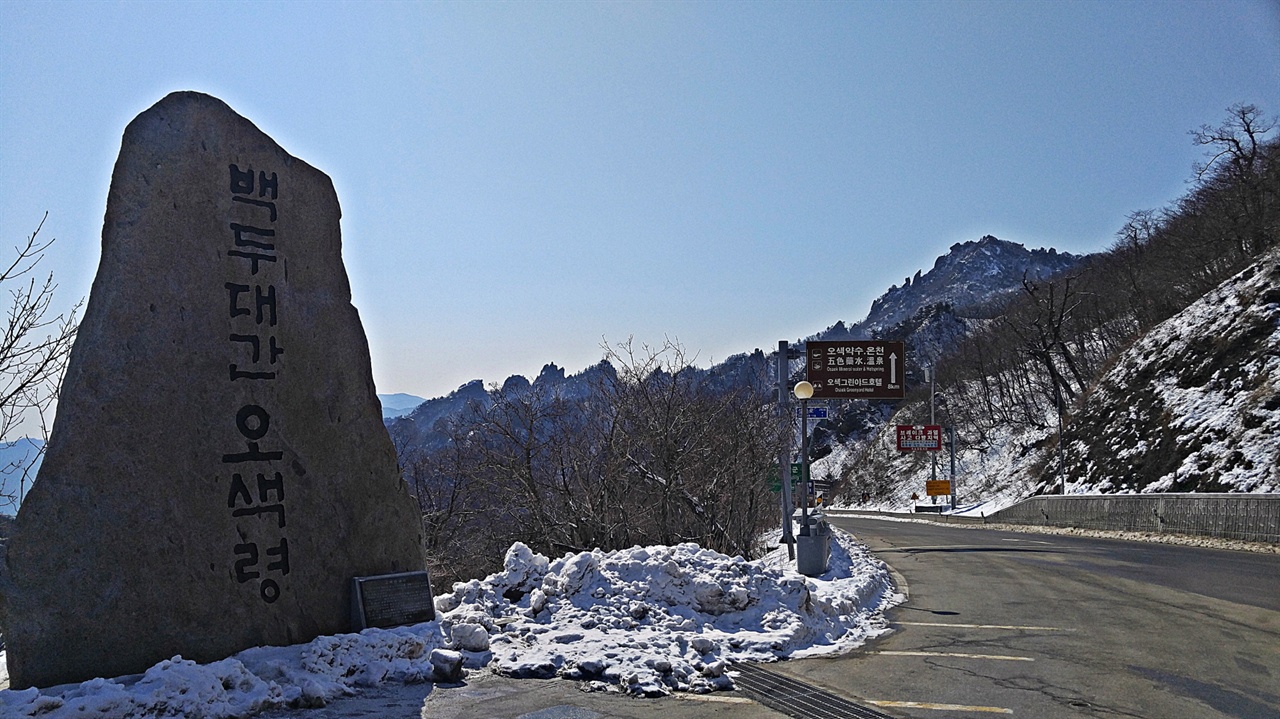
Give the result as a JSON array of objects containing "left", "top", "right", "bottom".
[
  {"left": 985, "top": 494, "right": 1280, "bottom": 543},
  {"left": 828, "top": 494, "right": 1280, "bottom": 543},
  {"left": 827, "top": 509, "right": 985, "bottom": 524}
]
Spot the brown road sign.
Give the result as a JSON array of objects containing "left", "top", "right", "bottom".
[{"left": 806, "top": 340, "right": 905, "bottom": 400}]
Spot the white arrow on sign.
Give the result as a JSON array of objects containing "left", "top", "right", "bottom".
[{"left": 889, "top": 352, "right": 898, "bottom": 384}]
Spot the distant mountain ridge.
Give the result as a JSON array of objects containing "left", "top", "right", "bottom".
[
  {"left": 378, "top": 393, "right": 426, "bottom": 419},
  {"left": 390, "top": 235, "right": 1082, "bottom": 461},
  {"left": 390, "top": 361, "right": 621, "bottom": 452},
  {"left": 1, "top": 438, "right": 45, "bottom": 515}
]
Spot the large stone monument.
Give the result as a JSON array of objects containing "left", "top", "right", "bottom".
[{"left": 2, "top": 92, "right": 427, "bottom": 689}]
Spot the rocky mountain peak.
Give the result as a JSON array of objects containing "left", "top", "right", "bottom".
[{"left": 863, "top": 235, "right": 1082, "bottom": 333}]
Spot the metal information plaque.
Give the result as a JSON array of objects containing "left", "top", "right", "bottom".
[
  {"left": 806, "top": 340, "right": 905, "bottom": 400},
  {"left": 350, "top": 571, "right": 435, "bottom": 630}
]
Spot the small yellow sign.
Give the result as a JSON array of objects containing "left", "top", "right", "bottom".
[{"left": 926, "top": 480, "right": 952, "bottom": 496}]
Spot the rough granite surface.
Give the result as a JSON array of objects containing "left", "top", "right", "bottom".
[{"left": 3, "top": 91, "right": 426, "bottom": 689}]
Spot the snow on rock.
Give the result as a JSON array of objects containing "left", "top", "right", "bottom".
[
  {"left": 0, "top": 531, "right": 897, "bottom": 716},
  {"left": 1062, "top": 247, "right": 1280, "bottom": 493},
  {"left": 861, "top": 235, "right": 1083, "bottom": 335}
]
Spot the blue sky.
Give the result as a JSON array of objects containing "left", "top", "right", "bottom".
[{"left": 2, "top": 1, "right": 1278, "bottom": 402}]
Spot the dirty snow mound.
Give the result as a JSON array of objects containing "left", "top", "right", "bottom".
[{"left": 0, "top": 531, "right": 897, "bottom": 715}]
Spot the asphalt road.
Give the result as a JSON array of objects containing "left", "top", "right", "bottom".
[
  {"left": 769, "top": 516, "right": 1280, "bottom": 719},
  {"left": 261, "top": 519, "right": 1279, "bottom": 718}
]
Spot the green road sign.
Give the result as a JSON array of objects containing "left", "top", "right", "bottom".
[{"left": 768, "top": 463, "right": 804, "bottom": 493}]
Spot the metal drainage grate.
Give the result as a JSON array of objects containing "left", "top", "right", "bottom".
[{"left": 732, "top": 663, "right": 896, "bottom": 719}]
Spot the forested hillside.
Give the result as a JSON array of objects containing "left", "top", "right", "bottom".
[{"left": 389, "top": 342, "right": 783, "bottom": 585}]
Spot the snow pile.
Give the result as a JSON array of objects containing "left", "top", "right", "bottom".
[
  {"left": 438, "top": 531, "right": 896, "bottom": 696},
  {"left": 0, "top": 530, "right": 897, "bottom": 717},
  {"left": 0, "top": 627, "right": 449, "bottom": 718}
]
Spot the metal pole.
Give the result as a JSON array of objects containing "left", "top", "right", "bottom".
[
  {"left": 800, "top": 396, "right": 810, "bottom": 536},
  {"left": 949, "top": 426, "right": 957, "bottom": 510},
  {"left": 929, "top": 365, "right": 936, "bottom": 484},
  {"left": 777, "top": 341, "right": 794, "bottom": 559},
  {"left": 1058, "top": 392, "right": 1066, "bottom": 495}
]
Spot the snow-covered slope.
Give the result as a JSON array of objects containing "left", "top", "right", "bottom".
[
  {"left": 822, "top": 249, "right": 1280, "bottom": 509},
  {"left": 1061, "top": 247, "right": 1280, "bottom": 493}
]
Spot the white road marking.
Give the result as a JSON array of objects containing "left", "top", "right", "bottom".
[
  {"left": 897, "top": 621, "right": 1075, "bottom": 631},
  {"left": 873, "top": 650, "right": 1035, "bottom": 661},
  {"left": 869, "top": 699, "right": 1014, "bottom": 714},
  {"left": 678, "top": 692, "right": 756, "bottom": 704}
]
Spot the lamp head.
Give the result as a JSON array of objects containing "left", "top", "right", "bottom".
[{"left": 793, "top": 381, "right": 814, "bottom": 400}]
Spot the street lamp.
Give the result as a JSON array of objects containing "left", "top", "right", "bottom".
[{"left": 793, "top": 381, "right": 814, "bottom": 536}]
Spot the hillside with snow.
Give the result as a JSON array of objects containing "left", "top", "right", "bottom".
[
  {"left": 1060, "top": 247, "right": 1280, "bottom": 493},
  {"left": 821, "top": 247, "right": 1280, "bottom": 509}
]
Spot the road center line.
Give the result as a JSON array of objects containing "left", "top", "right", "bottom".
[
  {"left": 869, "top": 699, "right": 1014, "bottom": 714},
  {"left": 897, "top": 620, "right": 1075, "bottom": 631},
  {"left": 873, "top": 650, "right": 1035, "bottom": 661}
]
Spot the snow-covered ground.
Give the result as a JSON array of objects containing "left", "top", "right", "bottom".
[
  {"left": 818, "top": 406, "right": 1057, "bottom": 515},
  {"left": 0, "top": 528, "right": 899, "bottom": 718}
]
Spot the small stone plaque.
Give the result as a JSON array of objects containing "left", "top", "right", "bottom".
[{"left": 351, "top": 571, "right": 435, "bottom": 630}]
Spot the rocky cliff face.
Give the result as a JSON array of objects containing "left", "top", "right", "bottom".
[{"left": 862, "top": 235, "right": 1083, "bottom": 334}]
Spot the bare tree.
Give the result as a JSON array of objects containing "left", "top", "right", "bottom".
[
  {"left": 1192, "top": 103, "right": 1279, "bottom": 255},
  {"left": 0, "top": 215, "right": 80, "bottom": 512},
  {"left": 601, "top": 337, "right": 781, "bottom": 558},
  {"left": 393, "top": 336, "right": 785, "bottom": 583}
]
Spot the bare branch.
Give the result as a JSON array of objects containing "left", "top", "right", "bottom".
[{"left": 0, "top": 217, "right": 81, "bottom": 512}]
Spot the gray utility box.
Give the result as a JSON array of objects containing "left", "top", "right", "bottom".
[{"left": 795, "top": 509, "right": 831, "bottom": 577}]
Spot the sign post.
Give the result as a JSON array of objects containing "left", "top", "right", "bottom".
[
  {"left": 948, "top": 426, "right": 957, "bottom": 509},
  {"left": 895, "top": 425, "right": 960, "bottom": 508},
  {"left": 777, "top": 341, "right": 795, "bottom": 559}
]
